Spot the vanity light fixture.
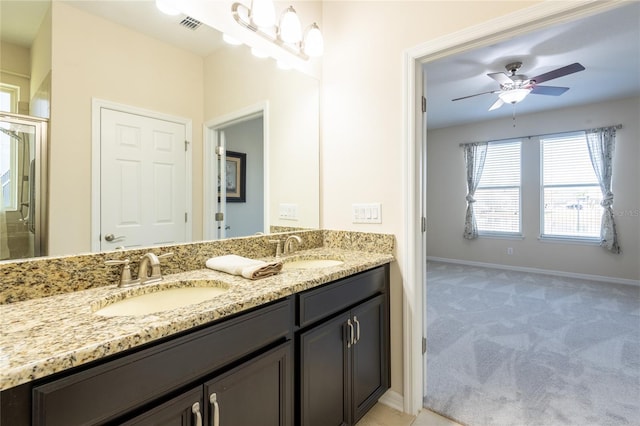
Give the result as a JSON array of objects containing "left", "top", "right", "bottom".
[
  {"left": 155, "top": 0, "right": 180, "bottom": 16},
  {"left": 231, "top": 0, "right": 324, "bottom": 60}
]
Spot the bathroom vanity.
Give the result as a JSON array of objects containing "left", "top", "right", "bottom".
[{"left": 0, "top": 239, "right": 392, "bottom": 426}]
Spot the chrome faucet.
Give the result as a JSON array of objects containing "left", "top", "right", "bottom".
[{"left": 283, "top": 235, "right": 302, "bottom": 255}]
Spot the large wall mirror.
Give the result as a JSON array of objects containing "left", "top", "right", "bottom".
[{"left": 0, "top": 0, "right": 320, "bottom": 260}]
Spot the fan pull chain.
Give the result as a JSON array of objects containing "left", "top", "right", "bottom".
[{"left": 512, "top": 104, "right": 517, "bottom": 127}]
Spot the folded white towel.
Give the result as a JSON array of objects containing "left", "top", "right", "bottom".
[{"left": 205, "top": 254, "right": 283, "bottom": 280}]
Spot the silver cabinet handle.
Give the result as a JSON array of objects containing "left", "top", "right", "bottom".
[
  {"left": 353, "top": 316, "right": 361, "bottom": 345},
  {"left": 347, "top": 319, "right": 355, "bottom": 348},
  {"left": 104, "top": 233, "right": 125, "bottom": 242},
  {"left": 210, "top": 392, "right": 220, "bottom": 426},
  {"left": 191, "top": 402, "right": 203, "bottom": 426}
]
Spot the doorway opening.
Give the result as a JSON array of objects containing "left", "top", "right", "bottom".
[{"left": 204, "top": 103, "right": 268, "bottom": 240}]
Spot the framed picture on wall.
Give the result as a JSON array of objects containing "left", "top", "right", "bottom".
[{"left": 219, "top": 150, "right": 246, "bottom": 202}]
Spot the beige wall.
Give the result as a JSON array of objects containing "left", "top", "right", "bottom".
[
  {"left": 320, "top": 0, "right": 540, "bottom": 397},
  {"left": 30, "top": 4, "right": 51, "bottom": 118},
  {"left": 49, "top": 2, "right": 204, "bottom": 255},
  {"left": 203, "top": 45, "right": 320, "bottom": 230},
  {"left": 427, "top": 97, "right": 640, "bottom": 281},
  {"left": 0, "top": 41, "right": 31, "bottom": 113}
]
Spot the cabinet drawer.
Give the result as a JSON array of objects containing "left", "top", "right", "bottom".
[
  {"left": 32, "top": 298, "right": 292, "bottom": 426},
  {"left": 297, "top": 266, "right": 386, "bottom": 328}
]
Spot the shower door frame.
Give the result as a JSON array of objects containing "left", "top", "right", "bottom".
[{"left": 0, "top": 112, "right": 49, "bottom": 258}]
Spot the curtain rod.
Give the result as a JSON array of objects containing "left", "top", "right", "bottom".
[{"left": 458, "top": 124, "right": 623, "bottom": 147}]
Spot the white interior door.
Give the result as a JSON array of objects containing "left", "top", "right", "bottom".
[{"left": 100, "top": 108, "right": 187, "bottom": 251}]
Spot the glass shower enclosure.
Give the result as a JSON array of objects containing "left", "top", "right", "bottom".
[{"left": 0, "top": 112, "right": 48, "bottom": 260}]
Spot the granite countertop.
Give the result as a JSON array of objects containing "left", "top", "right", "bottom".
[{"left": 0, "top": 248, "right": 393, "bottom": 391}]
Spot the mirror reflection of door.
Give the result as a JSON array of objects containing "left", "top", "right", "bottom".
[
  {"left": 215, "top": 115, "right": 264, "bottom": 239},
  {"left": 99, "top": 107, "right": 189, "bottom": 251}
]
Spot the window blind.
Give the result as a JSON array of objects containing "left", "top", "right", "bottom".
[
  {"left": 541, "top": 133, "right": 601, "bottom": 238},
  {"left": 475, "top": 140, "right": 521, "bottom": 234}
]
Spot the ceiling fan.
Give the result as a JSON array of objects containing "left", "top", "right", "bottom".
[{"left": 452, "top": 61, "right": 586, "bottom": 111}]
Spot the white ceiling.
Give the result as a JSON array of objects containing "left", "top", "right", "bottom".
[
  {"left": 0, "top": 0, "right": 224, "bottom": 57},
  {"left": 425, "top": 2, "right": 640, "bottom": 129},
  {"left": 3, "top": 1, "right": 639, "bottom": 130}
]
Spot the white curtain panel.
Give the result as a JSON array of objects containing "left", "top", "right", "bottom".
[
  {"left": 585, "top": 126, "right": 620, "bottom": 253},
  {"left": 462, "top": 142, "right": 488, "bottom": 240}
]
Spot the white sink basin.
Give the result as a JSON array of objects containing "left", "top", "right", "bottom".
[
  {"left": 94, "top": 283, "right": 229, "bottom": 317},
  {"left": 283, "top": 258, "right": 344, "bottom": 270}
]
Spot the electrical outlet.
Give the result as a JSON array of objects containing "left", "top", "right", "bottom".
[{"left": 507, "top": 247, "right": 514, "bottom": 255}]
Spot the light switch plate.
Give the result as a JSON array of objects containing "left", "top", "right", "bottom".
[
  {"left": 279, "top": 203, "right": 298, "bottom": 220},
  {"left": 352, "top": 203, "right": 382, "bottom": 224}
]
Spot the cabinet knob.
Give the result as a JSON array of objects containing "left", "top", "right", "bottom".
[
  {"left": 210, "top": 393, "right": 220, "bottom": 426},
  {"left": 191, "top": 402, "right": 203, "bottom": 426}
]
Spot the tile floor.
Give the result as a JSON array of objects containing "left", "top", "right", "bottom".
[{"left": 356, "top": 403, "right": 464, "bottom": 426}]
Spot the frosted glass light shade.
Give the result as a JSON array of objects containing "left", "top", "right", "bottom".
[
  {"left": 155, "top": 0, "right": 180, "bottom": 16},
  {"left": 251, "top": 0, "right": 276, "bottom": 29},
  {"left": 499, "top": 88, "right": 531, "bottom": 104},
  {"left": 223, "top": 33, "right": 242, "bottom": 45},
  {"left": 303, "top": 23, "right": 324, "bottom": 57},
  {"left": 251, "top": 46, "right": 269, "bottom": 58},
  {"left": 279, "top": 7, "right": 302, "bottom": 43}
]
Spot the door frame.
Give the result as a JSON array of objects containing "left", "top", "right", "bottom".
[
  {"left": 90, "top": 98, "right": 193, "bottom": 252},
  {"left": 402, "top": 0, "right": 626, "bottom": 415},
  {"left": 203, "top": 101, "right": 269, "bottom": 240}
]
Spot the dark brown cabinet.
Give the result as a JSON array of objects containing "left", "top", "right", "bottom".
[
  {"left": 297, "top": 266, "right": 390, "bottom": 426},
  {"left": 123, "top": 343, "right": 292, "bottom": 426}
]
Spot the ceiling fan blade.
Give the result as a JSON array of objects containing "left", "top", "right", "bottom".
[
  {"left": 488, "top": 98, "right": 504, "bottom": 111},
  {"left": 452, "top": 90, "right": 499, "bottom": 101},
  {"left": 487, "top": 72, "right": 513, "bottom": 85},
  {"left": 530, "top": 85, "right": 570, "bottom": 96},
  {"left": 530, "top": 62, "right": 585, "bottom": 84}
]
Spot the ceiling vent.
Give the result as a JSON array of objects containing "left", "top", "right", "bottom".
[{"left": 179, "top": 16, "right": 202, "bottom": 31}]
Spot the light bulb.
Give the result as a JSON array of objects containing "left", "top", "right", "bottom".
[
  {"left": 251, "top": 47, "right": 269, "bottom": 58},
  {"left": 250, "top": 0, "right": 276, "bottom": 29},
  {"left": 279, "top": 7, "right": 302, "bottom": 44},
  {"left": 223, "top": 33, "right": 242, "bottom": 46},
  {"left": 303, "top": 23, "right": 323, "bottom": 57},
  {"left": 155, "top": 0, "right": 180, "bottom": 16}
]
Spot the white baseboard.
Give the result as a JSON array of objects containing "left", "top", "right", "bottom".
[
  {"left": 426, "top": 256, "right": 640, "bottom": 287},
  {"left": 378, "top": 389, "right": 404, "bottom": 413}
]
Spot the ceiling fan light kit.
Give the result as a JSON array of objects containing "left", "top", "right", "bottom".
[{"left": 452, "top": 61, "right": 586, "bottom": 111}]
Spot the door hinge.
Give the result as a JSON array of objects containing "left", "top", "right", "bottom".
[
  {"left": 422, "top": 337, "right": 427, "bottom": 354},
  {"left": 185, "top": 212, "right": 188, "bottom": 223},
  {"left": 421, "top": 96, "right": 426, "bottom": 113},
  {"left": 184, "top": 140, "right": 190, "bottom": 152},
  {"left": 421, "top": 216, "right": 427, "bottom": 232},
  {"left": 215, "top": 212, "right": 224, "bottom": 221},
  {"left": 215, "top": 145, "right": 225, "bottom": 156}
]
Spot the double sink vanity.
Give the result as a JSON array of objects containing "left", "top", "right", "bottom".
[{"left": 0, "top": 230, "right": 394, "bottom": 426}]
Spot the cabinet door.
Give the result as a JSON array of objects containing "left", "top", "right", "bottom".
[
  {"left": 351, "top": 295, "right": 388, "bottom": 424},
  {"left": 300, "top": 312, "right": 351, "bottom": 426},
  {"left": 121, "top": 387, "right": 203, "bottom": 426},
  {"left": 204, "top": 342, "right": 292, "bottom": 426}
]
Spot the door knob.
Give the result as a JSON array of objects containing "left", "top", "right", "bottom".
[{"left": 104, "top": 233, "right": 125, "bottom": 242}]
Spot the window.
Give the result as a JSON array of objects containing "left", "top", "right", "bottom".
[
  {"left": 475, "top": 140, "right": 521, "bottom": 235},
  {"left": 0, "top": 83, "right": 20, "bottom": 113},
  {"left": 541, "top": 132, "right": 601, "bottom": 239}
]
